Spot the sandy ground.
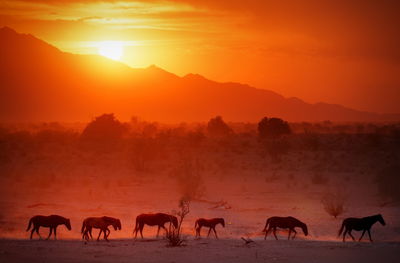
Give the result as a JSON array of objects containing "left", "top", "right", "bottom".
[
  {"left": 0, "top": 238, "right": 399, "bottom": 263},
  {"left": 1, "top": 147, "right": 399, "bottom": 262}
]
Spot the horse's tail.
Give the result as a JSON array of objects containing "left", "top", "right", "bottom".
[
  {"left": 262, "top": 218, "right": 270, "bottom": 232},
  {"left": 26, "top": 218, "right": 33, "bottom": 231},
  {"left": 194, "top": 220, "right": 198, "bottom": 229},
  {"left": 338, "top": 221, "right": 345, "bottom": 237}
]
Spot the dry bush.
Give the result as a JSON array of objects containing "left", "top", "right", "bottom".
[
  {"left": 166, "top": 197, "right": 190, "bottom": 247},
  {"left": 321, "top": 190, "right": 347, "bottom": 218}
]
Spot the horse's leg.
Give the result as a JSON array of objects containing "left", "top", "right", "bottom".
[
  {"left": 46, "top": 227, "right": 53, "bottom": 240},
  {"left": 30, "top": 228, "right": 35, "bottom": 240},
  {"left": 342, "top": 228, "right": 347, "bottom": 242},
  {"left": 367, "top": 229, "right": 373, "bottom": 242},
  {"left": 36, "top": 226, "right": 42, "bottom": 239},
  {"left": 292, "top": 229, "right": 297, "bottom": 240},
  {"left": 359, "top": 230, "right": 366, "bottom": 241},
  {"left": 97, "top": 229, "right": 102, "bottom": 241},
  {"left": 213, "top": 227, "right": 218, "bottom": 239},
  {"left": 90, "top": 228, "right": 94, "bottom": 240},
  {"left": 207, "top": 227, "right": 212, "bottom": 238},
  {"left": 54, "top": 227, "right": 57, "bottom": 240},
  {"left": 197, "top": 226, "right": 202, "bottom": 238},
  {"left": 288, "top": 229, "right": 291, "bottom": 240},
  {"left": 273, "top": 227, "right": 278, "bottom": 240},
  {"left": 156, "top": 225, "right": 160, "bottom": 238},
  {"left": 104, "top": 229, "right": 109, "bottom": 242},
  {"left": 265, "top": 226, "right": 271, "bottom": 240},
  {"left": 140, "top": 224, "right": 144, "bottom": 239},
  {"left": 348, "top": 230, "right": 355, "bottom": 241},
  {"left": 83, "top": 228, "right": 89, "bottom": 241},
  {"left": 161, "top": 225, "right": 168, "bottom": 238}
]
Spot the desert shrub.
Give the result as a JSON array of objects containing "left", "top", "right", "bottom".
[
  {"left": 258, "top": 117, "right": 291, "bottom": 139},
  {"left": 166, "top": 197, "right": 190, "bottom": 247},
  {"left": 375, "top": 165, "right": 400, "bottom": 204},
  {"left": 321, "top": 191, "right": 346, "bottom": 218},
  {"left": 207, "top": 116, "right": 232, "bottom": 138}
]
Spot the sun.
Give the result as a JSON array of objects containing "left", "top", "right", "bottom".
[{"left": 98, "top": 41, "right": 124, "bottom": 60}]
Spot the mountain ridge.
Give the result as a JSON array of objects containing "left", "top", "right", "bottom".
[{"left": 1, "top": 26, "right": 399, "bottom": 123}]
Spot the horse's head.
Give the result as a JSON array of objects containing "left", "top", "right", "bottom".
[
  {"left": 65, "top": 219, "right": 72, "bottom": 231},
  {"left": 377, "top": 214, "right": 386, "bottom": 226},
  {"left": 219, "top": 218, "right": 225, "bottom": 227},
  {"left": 112, "top": 219, "right": 122, "bottom": 231},
  {"left": 301, "top": 223, "right": 308, "bottom": 236},
  {"left": 171, "top": 216, "right": 178, "bottom": 228}
]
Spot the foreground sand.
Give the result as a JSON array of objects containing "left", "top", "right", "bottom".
[{"left": 0, "top": 238, "right": 399, "bottom": 263}]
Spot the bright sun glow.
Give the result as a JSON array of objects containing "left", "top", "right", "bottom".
[{"left": 98, "top": 41, "right": 124, "bottom": 60}]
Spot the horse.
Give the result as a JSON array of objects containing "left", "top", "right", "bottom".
[
  {"left": 133, "top": 213, "right": 178, "bottom": 239},
  {"left": 194, "top": 218, "right": 225, "bottom": 239},
  {"left": 81, "top": 216, "right": 121, "bottom": 241},
  {"left": 338, "top": 214, "right": 386, "bottom": 242},
  {"left": 26, "top": 215, "right": 71, "bottom": 240},
  {"left": 263, "top": 216, "right": 308, "bottom": 240}
]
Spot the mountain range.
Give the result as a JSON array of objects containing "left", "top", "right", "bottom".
[{"left": 1, "top": 26, "right": 398, "bottom": 123}]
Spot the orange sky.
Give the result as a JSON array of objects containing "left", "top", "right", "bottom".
[{"left": 1, "top": 0, "right": 399, "bottom": 113}]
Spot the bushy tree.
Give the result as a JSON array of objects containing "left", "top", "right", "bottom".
[
  {"left": 80, "top": 113, "right": 127, "bottom": 151},
  {"left": 258, "top": 117, "right": 291, "bottom": 139},
  {"left": 207, "top": 116, "right": 232, "bottom": 138}
]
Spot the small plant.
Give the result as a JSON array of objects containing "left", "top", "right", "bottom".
[
  {"left": 166, "top": 197, "right": 190, "bottom": 247},
  {"left": 321, "top": 190, "right": 347, "bottom": 218}
]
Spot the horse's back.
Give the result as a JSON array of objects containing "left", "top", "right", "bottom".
[
  {"left": 196, "top": 218, "right": 209, "bottom": 226},
  {"left": 342, "top": 217, "right": 364, "bottom": 230},
  {"left": 196, "top": 218, "right": 221, "bottom": 227},
  {"left": 343, "top": 217, "right": 361, "bottom": 224},
  {"left": 137, "top": 213, "right": 169, "bottom": 225},
  {"left": 31, "top": 215, "right": 60, "bottom": 227},
  {"left": 268, "top": 216, "right": 302, "bottom": 228},
  {"left": 83, "top": 217, "right": 104, "bottom": 228}
]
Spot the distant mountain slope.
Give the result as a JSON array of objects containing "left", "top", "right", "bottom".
[{"left": 0, "top": 27, "right": 398, "bottom": 122}]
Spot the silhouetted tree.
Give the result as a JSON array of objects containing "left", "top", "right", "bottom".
[
  {"left": 207, "top": 116, "right": 232, "bottom": 138},
  {"left": 80, "top": 113, "right": 127, "bottom": 151},
  {"left": 258, "top": 117, "right": 291, "bottom": 139}
]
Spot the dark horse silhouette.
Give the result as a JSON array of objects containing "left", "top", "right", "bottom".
[
  {"left": 195, "top": 218, "right": 225, "bottom": 239},
  {"left": 81, "top": 216, "right": 121, "bottom": 241},
  {"left": 26, "top": 215, "right": 71, "bottom": 240},
  {"left": 263, "top": 216, "right": 308, "bottom": 240},
  {"left": 338, "top": 214, "right": 386, "bottom": 242},
  {"left": 133, "top": 213, "right": 178, "bottom": 238}
]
